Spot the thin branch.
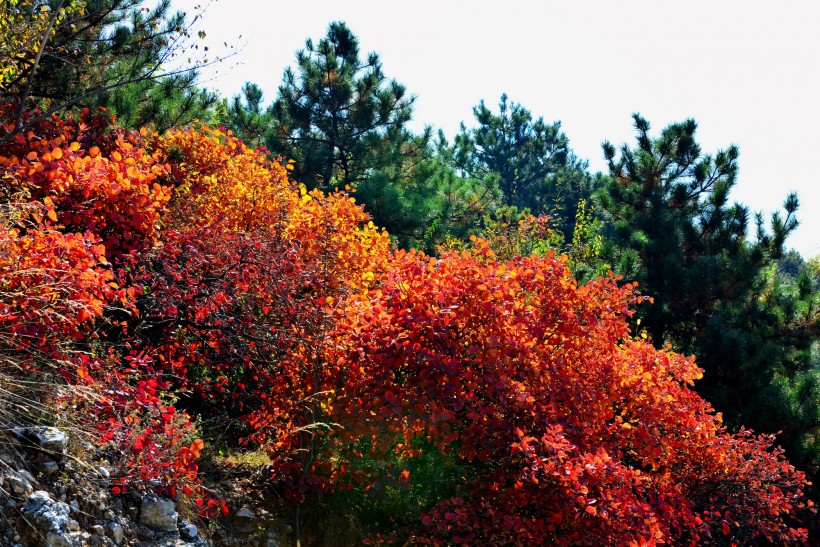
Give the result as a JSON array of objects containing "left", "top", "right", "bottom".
[
  {"left": 14, "top": 0, "right": 66, "bottom": 134},
  {"left": 0, "top": 55, "right": 231, "bottom": 147}
]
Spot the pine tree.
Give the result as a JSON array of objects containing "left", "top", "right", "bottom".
[
  {"left": 453, "top": 94, "right": 601, "bottom": 240},
  {"left": 599, "top": 114, "right": 818, "bottom": 478},
  {"left": 1, "top": 0, "right": 217, "bottom": 139},
  {"left": 222, "top": 23, "right": 500, "bottom": 250},
  {"left": 266, "top": 21, "right": 416, "bottom": 192},
  {"left": 221, "top": 82, "right": 271, "bottom": 148}
]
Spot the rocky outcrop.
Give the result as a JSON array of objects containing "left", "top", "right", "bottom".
[
  {"left": 0, "top": 423, "right": 339, "bottom": 546},
  {"left": 0, "top": 425, "right": 213, "bottom": 547},
  {"left": 20, "top": 491, "right": 82, "bottom": 547}
]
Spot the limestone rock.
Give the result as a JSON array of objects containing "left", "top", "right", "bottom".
[
  {"left": 20, "top": 491, "right": 81, "bottom": 547},
  {"left": 8, "top": 472, "right": 32, "bottom": 497},
  {"left": 12, "top": 426, "right": 68, "bottom": 457},
  {"left": 178, "top": 520, "right": 199, "bottom": 540},
  {"left": 106, "top": 522, "right": 124, "bottom": 545},
  {"left": 234, "top": 506, "right": 254, "bottom": 520},
  {"left": 42, "top": 460, "right": 60, "bottom": 475},
  {"left": 140, "top": 494, "right": 178, "bottom": 531}
]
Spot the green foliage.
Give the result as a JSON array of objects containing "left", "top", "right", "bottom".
[
  {"left": 91, "top": 66, "right": 218, "bottom": 133},
  {"left": 2, "top": 0, "right": 216, "bottom": 137},
  {"left": 221, "top": 81, "right": 269, "bottom": 147},
  {"left": 354, "top": 133, "right": 498, "bottom": 252},
  {"left": 222, "top": 24, "right": 499, "bottom": 252},
  {"left": 599, "top": 113, "right": 819, "bottom": 479},
  {"left": 698, "top": 262, "right": 819, "bottom": 479},
  {"left": 453, "top": 94, "right": 603, "bottom": 240},
  {"left": 330, "top": 437, "right": 469, "bottom": 529},
  {"left": 260, "top": 21, "right": 415, "bottom": 192},
  {"left": 568, "top": 199, "right": 610, "bottom": 281}
]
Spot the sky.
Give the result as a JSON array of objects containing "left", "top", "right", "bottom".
[{"left": 168, "top": 0, "right": 819, "bottom": 257}]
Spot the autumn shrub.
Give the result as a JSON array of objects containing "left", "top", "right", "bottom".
[
  {"left": 1, "top": 105, "right": 813, "bottom": 543},
  {"left": 0, "top": 103, "right": 212, "bottom": 509},
  {"left": 328, "top": 241, "right": 812, "bottom": 545},
  {"left": 54, "top": 350, "right": 224, "bottom": 513},
  {"left": 125, "top": 126, "right": 390, "bottom": 497},
  {"left": 0, "top": 104, "right": 172, "bottom": 258},
  {"left": 122, "top": 125, "right": 813, "bottom": 543}
]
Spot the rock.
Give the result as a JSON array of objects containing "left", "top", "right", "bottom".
[
  {"left": 20, "top": 491, "right": 80, "bottom": 546},
  {"left": 103, "top": 509, "right": 116, "bottom": 521},
  {"left": 232, "top": 505, "right": 258, "bottom": 534},
  {"left": 234, "top": 506, "right": 254, "bottom": 520},
  {"left": 106, "top": 522, "right": 124, "bottom": 545},
  {"left": 13, "top": 426, "right": 68, "bottom": 456},
  {"left": 18, "top": 469, "right": 36, "bottom": 484},
  {"left": 140, "top": 494, "right": 178, "bottom": 531},
  {"left": 43, "top": 460, "right": 60, "bottom": 474},
  {"left": 91, "top": 524, "right": 105, "bottom": 536},
  {"left": 9, "top": 474, "right": 32, "bottom": 496},
  {"left": 178, "top": 520, "right": 199, "bottom": 540}
]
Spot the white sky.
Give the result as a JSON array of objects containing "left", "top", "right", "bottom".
[{"left": 171, "top": 0, "right": 819, "bottom": 257}]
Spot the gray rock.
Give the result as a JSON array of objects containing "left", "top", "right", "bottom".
[
  {"left": 9, "top": 474, "right": 32, "bottom": 496},
  {"left": 20, "top": 491, "right": 81, "bottom": 546},
  {"left": 178, "top": 520, "right": 199, "bottom": 540},
  {"left": 140, "top": 494, "right": 178, "bottom": 531},
  {"left": 234, "top": 506, "right": 254, "bottom": 520},
  {"left": 103, "top": 509, "right": 116, "bottom": 521},
  {"left": 18, "top": 469, "right": 36, "bottom": 483},
  {"left": 232, "top": 506, "right": 257, "bottom": 534},
  {"left": 106, "top": 522, "right": 124, "bottom": 545},
  {"left": 42, "top": 460, "right": 60, "bottom": 474},
  {"left": 13, "top": 426, "right": 68, "bottom": 456},
  {"left": 91, "top": 525, "right": 105, "bottom": 536}
]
